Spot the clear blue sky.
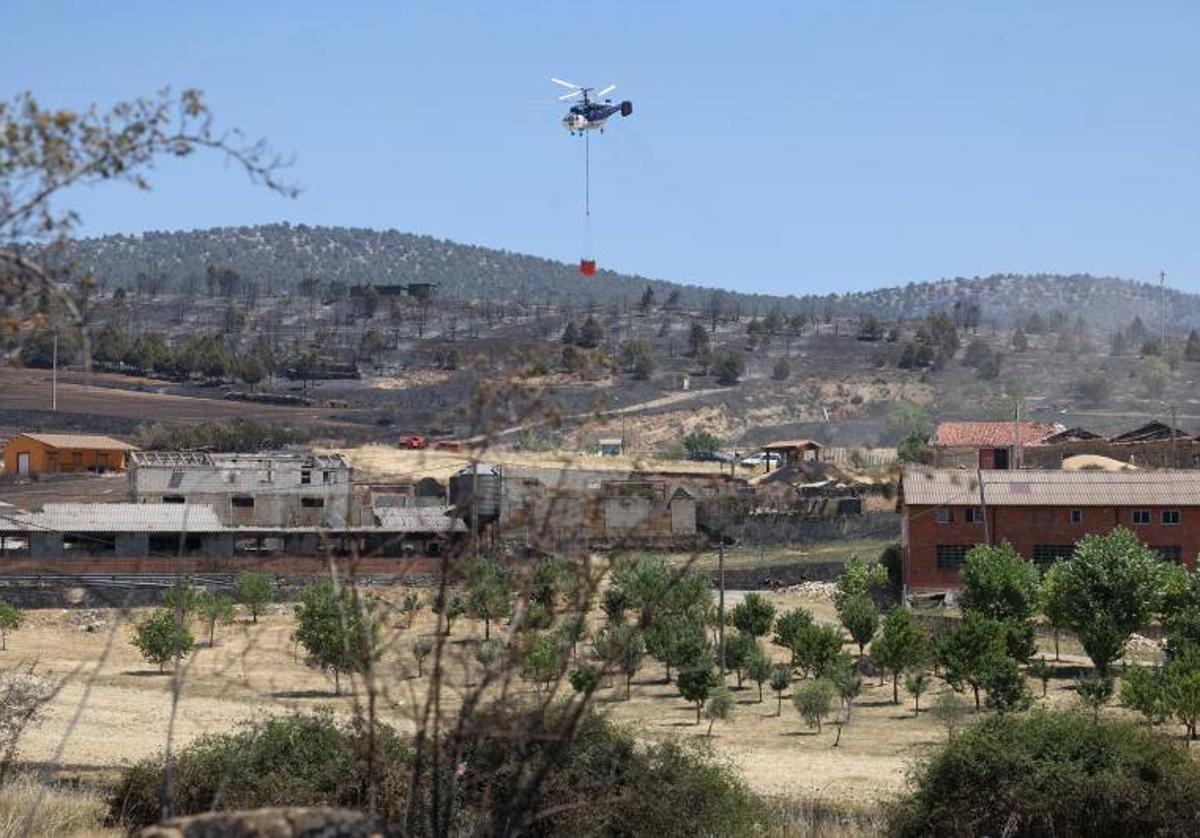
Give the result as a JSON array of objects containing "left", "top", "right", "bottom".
[{"left": 6, "top": 2, "right": 1199, "bottom": 295}]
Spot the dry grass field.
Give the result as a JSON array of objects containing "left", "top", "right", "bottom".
[{"left": 7, "top": 582, "right": 1172, "bottom": 834}]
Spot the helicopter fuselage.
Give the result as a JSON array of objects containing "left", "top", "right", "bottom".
[{"left": 562, "top": 100, "right": 632, "bottom": 134}]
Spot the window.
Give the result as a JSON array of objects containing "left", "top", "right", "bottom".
[
  {"left": 936, "top": 545, "right": 970, "bottom": 569},
  {"left": 1033, "top": 545, "right": 1075, "bottom": 565},
  {"left": 935, "top": 508, "right": 954, "bottom": 524},
  {"left": 1070, "top": 509, "right": 1082, "bottom": 524},
  {"left": 1132, "top": 509, "right": 1151, "bottom": 525},
  {"left": 232, "top": 496, "right": 255, "bottom": 509},
  {"left": 301, "top": 496, "right": 324, "bottom": 508},
  {"left": 1154, "top": 545, "right": 1182, "bottom": 563},
  {"left": 965, "top": 507, "right": 984, "bottom": 523},
  {"left": 323, "top": 470, "right": 332, "bottom": 484},
  {"left": 1163, "top": 510, "right": 1181, "bottom": 525},
  {"left": 301, "top": 469, "right": 312, "bottom": 485},
  {"left": 162, "top": 495, "right": 186, "bottom": 504}
]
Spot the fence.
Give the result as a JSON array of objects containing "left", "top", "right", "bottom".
[{"left": 822, "top": 447, "right": 899, "bottom": 468}]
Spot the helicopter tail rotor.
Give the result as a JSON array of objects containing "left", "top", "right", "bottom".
[{"left": 620, "top": 100, "right": 633, "bottom": 117}]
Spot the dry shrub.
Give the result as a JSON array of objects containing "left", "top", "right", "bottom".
[{"left": 0, "top": 774, "right": 112, "bottom": 838}]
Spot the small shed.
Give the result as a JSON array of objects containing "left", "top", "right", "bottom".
[
  {"left": 2, "top": 433, "right": 138, "bottom": 476},
  {"left": 761, "top": 439, "right": 823, "bottom": 467}
]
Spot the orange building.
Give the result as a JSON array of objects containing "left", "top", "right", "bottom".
[{"left": 2, "top": 433, "right": 138, "bottom": 476}]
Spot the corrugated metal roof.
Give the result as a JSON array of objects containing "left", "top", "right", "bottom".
[
  {"left": 374, "top": 506, "right": 465, "bottom": 533},
  {"left": 0, "top": 503, "right": 225, "bottom": 533},
  {"left": 903, "top": 468, "right": 1200, "bottom": 507},
  {"left": 13, "top": 433, "right": 138, "bottom": 451},
  {"left": 129, "top": 451, "right": 215, "bottom": 467},
  {"left": 934, "top": 422, "right": 1058, "bottom": 448}
]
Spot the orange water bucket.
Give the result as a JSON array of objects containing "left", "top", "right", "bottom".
[{"left": 579, "top": 259, "right": 597, "bottom": 276}]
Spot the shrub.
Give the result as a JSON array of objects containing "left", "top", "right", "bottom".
[
  {"left": 712, "top": 349, "right": 746, "bottom": 385},
  {"left": 889, "top": 711, "right": 1200, "bottom": 837},
  {"left": 109, "top": 710, "right": 411, "bottom": 829}
]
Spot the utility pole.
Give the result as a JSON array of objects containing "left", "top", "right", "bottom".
[
  {"left": 717, "top": 510, "right": 726, "bottom": 676},
  {"left": 1160, "top": 270, "right": 1167, "bottom": 349},
  {"left": 976, "top": 468, "right": 991, "bottom": 546},
  {"left": 51, "top": 330, "right": 58, "bottom": 412}
]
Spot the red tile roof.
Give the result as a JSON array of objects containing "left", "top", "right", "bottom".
[{"left": 934, "top": 421, "right": 1057, "bottom": 448}]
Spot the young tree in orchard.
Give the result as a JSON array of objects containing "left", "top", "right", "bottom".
[
  {"left": 936, "top": 614, "right": 1007, "bottom": 710},
  {"left": 792, "top": 624, "right": 847, "bottom": 680},
  {"left": 465, "top": 558, "right": 511, "bottom": 641},
  {"left": 1043, "top": 528, "right": 1169, "bottom": 675},
  {"left": 746, "top": 644, "right": 773, "bottom": 702},
  {"left": 773, "top": 608, "right": 814, "bottom": 665},
  {"left": 704, "top": 687, "right": 735, "bottom": 736},
  {"left": 432, "top": 590, "right": 467, "bottom": 637},
  {"left": 292, "top": 580, "right": 381, "bottom": 695},
  {"left": 981, "top": 655, "right": 1034, "bottom": 713},
  {"left": 677, "top": 659, "right": 720, "bottom": 724},
  {"left": 132, "top": 610, "right": 195, "bottom": 673},
  {"left": 838, "top": 594, "right": 879, "bottom": 665},
  {"left": 871, "top": 607, "right": 931, "bottom": 704},
  {"left": 730, "top": 592, "right": 776, "bottom": 639},
  {"left": 412, "top": 637, "right": 433, "bottom": 678},
  {"left": 722, "top": 631, "right": 757, "bottom": 689},
  {"left": 905, "top": 671, "right": 931, "bottom": 717},
  {"left": 233, "top": 572, "right": 275, "bottom": 624},
  {"left": 0, "top": 601, "right": 23, "bottom": 651},
  {"left": 399, "top": 591, "right": 422, "bottom": 629},
  {"left": 792, "top": 679, "right": 836, "bottom": 734},
  {"left": 196, "top": 591, "right": 235, "bottom": 646},
  {"left": 958, "top": 542, "right": 1040, "bottom": 662},
  {"left": 770, "top": 665, "right": 791, "bottom": 716}
]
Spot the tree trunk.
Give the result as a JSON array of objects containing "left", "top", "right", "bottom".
[
  {"left": 707, "top": 718, "right": 715, "bottom": 736},
  {"left": 252, "top": 609, "right": 258, "bottom": 625},
  {"left": 777, "top": 693, "right": 783, "bottom": 717},
  {"left": 833, "top": 723, "right": 842, "bottom": 747},
  {"left": 815, "top": 718, "right": 821, "bottom": 734},
  {"left": 626, "top": 673, "right": 632, "bottom": 700},
  {"left": 209, "top": 621, "right": 215, "bottom": 647},
  {"left": 758, "top": 682, "right": 764, "bottom": 703},
  {"left": 914, "top": 697, "right": 920, "bottom": 717},
  {"left": 972, "top": 684, "right": 980, "bottom": 710},
  {"left": 1054, "top": 630, "right": 1060, "bottom": 662},
  {"left": 484, "top": 617, "right": 490, "bottom": 641},
  {"left": 696, "top": 702, "right": 702, "bottom": 725},
  {"left": 334, "top": 668, "right": 341, "bottom": 695},
  {"left": 892, "top": 672, "right": 900, "bottom": 705}
]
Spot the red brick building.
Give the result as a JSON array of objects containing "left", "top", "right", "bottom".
[
  {"left": 933, "top": 421, "right": 1059, "bottom": 469},
  {"left": 901, "top": 468, "right": 1200, "bottom": 593}
]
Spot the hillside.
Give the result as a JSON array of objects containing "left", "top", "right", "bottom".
[{"left": 45, "top": 224, "right": 1198, "bottom": 331}]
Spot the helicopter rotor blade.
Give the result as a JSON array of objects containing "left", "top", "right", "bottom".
[
  {"left": 594, "top": 84, "right": 616, "bottom": 98},
  {"left": 550, "top": 77, "right": 581, "bottom": 90},
  {"left": 557, "top": 90, "right": 583, "bottom": 101}
]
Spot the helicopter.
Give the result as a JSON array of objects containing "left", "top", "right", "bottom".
[{"left": 551, "top": 78, "right": 633, "bottom": 135}]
